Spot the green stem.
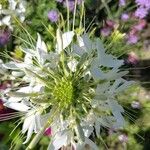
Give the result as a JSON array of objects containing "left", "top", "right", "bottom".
[
  {"left": 101, "top": 0, "right": 113, "bottom": 19},
  {"left": 66, "top": 0, "right": 70, "bottom": 31},
  {"left": 72, "top": 0, "right": 77, "bottom": 31},
  {"left": 79, "top": 1, "right": 84, "bottom": 30}
]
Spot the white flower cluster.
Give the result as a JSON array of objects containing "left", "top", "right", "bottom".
[
  {"left": 1, "top": 30, "right": 134, "bottom": 150},
  {"left": 0, "top": 0, "right": 26, "bottom": 30}
]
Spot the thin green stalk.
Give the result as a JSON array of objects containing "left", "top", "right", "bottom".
[
  {"left": 101, "top": 0, "right": 113, "bottom": 19},
  {"left": 72, "top": 0, "right": 77, "bottom": 31},
  {"left": 66, "top": 0, "right": 70, "bottom": 31},
  {"left": 79, "top": 1, "right": 84, "bottom": 30}
]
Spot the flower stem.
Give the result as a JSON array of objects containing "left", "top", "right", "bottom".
[
  {"left": 66, "top": 0, "right": 70, "bottom": 31},
  {"left": 101, "top": 0, "right": 113, "bottom": 19},
  {"left": 72, "top": 0, "right": 77, "bottom": 31}
]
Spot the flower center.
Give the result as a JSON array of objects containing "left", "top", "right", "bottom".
[{"left": 53, "top": 77, "right": 74, "bottom": 107}]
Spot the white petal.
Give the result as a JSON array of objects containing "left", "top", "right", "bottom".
[
  {"left": 36, "top": 33, "right": 47, "bottom": 64},
  {"left": 34, "top": 113, "right": 42, "bottom": 133},
  {"left": 3, "top": 62, "right": 19, "bottom": 70},
  {"left": 23, "top": 119, "right": 35, "bottom": 144},
  {"left": 67, "top": 59, "right": 78, "bottom": 72},
  {"left": 81, "top": 34, "right": 92, "bottom": 53},
  {"left": 15, "top": 63, "right": 28, "bottom": 69},
  {"left": 22, "top": 115, "right": 34, "bottom": 134},
  {"left": 4, "top": 102, "right": 30, "bottom": 112},
  {"left": 96, "top": 39, "right": 123, "bottom": 68},
  {"left": 62, "top": 31, "right": 74, "bottom": 49},
  {"left": 108, "top": 100, "right": 125, "bottom": 127},
  {"left": 24, "top": 54, "right": 33, "bottom": 65},
  {"left": 9, "top": 0, "right": 17, "bottom": 10},
  {"left": 21, "top": 48, "right": 36, "bottom": 56},
  {"left": 77, "top": 36, "right": 84, "bottom": 47},
  {"left": 83, "top": 126, "right": 93, "bottom": 137},
  {"left": 116, "top": 81, "right": 135, "bottom": 93},
  {"left": 48, "top": 132, "right": 68, "bottom": 150},
  {"left": 56, "top": 29, "right": 63, "bottom": 54},
  {"left": 18, "top": 86, "right": 32, "bottom": 93},
  {"left": 12, "top": 71, "right": 24, "bottom": 77},
  {"left": 32, "top": 85, "right": 44, "bottom": 92},
  {"left": 2, "top": 16, "right": 11, "bottom": 26},
  {"left": 73, "top": 44, "right": 85, "bottom": 56},
  {"left": 7, "top": 97, "right": 22, "bottom": 103}
]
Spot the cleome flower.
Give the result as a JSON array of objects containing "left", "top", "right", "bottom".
[{"left": 1, "top": 29, "right": 134, "bottom": 150}]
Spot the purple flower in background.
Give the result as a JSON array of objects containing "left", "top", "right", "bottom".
[
  {"left": 100, "top": 27, "right": 111, "bottom": 37},
  {"left": 135, "top": 0, "right": 150, "bottom": 9},
  {"left": 118, "top": 134, "right": 128, "bottom": 143},
  {"left": 127, "top": 34, "right": 139, "bottom": 44},
  {"left": 119, "top": 0, "right": 126, "bottom": 6},
  {"left": 63, "top": 1, "right": 75, "bottom": 11},
  {"left": 131, "top": 101, "right": 141, "bottom": 109},
  {"left": 48, "top": 10, "right": 59, "bottom": 23},
  {"left": 56, "top": 0, "right": 63, "bottom": 2},
  {"left": 0, "top": 30, "right": 10, "bottom": 47},
  {"left": 77, "top": 0, "right": 83, "bottom": 4},
  {"left": 135, "top": 7, "right": 148, "bottom": 18},
  {"left": 59, "top": 0, "right": 83, "bottom": 11},
  {"left": 121, "top": 13, "right": 129, "bottom": 21}
]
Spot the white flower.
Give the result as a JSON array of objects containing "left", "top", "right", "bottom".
[{"left": 2, "top": 30, "right": 134, "bottom": 149}]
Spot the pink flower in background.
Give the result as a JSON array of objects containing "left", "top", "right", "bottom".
[
  {"left": 100, "top": 27, "right": 111, "bottom": 37},
  {"left": 134, "top": 19, "right": 147, "bottom": 31},
  {"left": 0, "top": 81, "right": 11, "bottom": 91},
  {"left": 0, "top": 81, "right": 14, "bottom": 114},
  {"left": 44, "top": 127, "right": 52, "bottom": 136},
  {"left": 0, "top": 81, "right": 12, "bottom": 113},
  {"left": 106, "top": 20, "right": 116, "bottom": 28},
  {"left": 126, "top": 52, "right": 139, "bottom": 65},
  {"left": 129, "top": 28, "right": 137, "bottom": 35}
]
